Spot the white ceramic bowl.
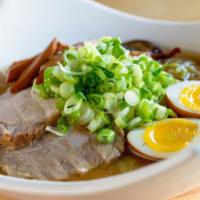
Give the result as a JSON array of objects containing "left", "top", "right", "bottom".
[{"left": 1, "top": 0, "right": 200, "bottom": 199}]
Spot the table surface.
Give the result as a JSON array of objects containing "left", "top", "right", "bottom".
[
  {"left": 0, "top": 187, "right": 200, "bottom": 200},
  {"left": 0, "top": 0, "right": 199, "bottom": 200}
]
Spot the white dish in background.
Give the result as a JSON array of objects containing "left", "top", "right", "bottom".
[
  {"left": 96, "top": 0, "right": 200, "bottom": 21},
  {"left": 0, "top": 0, "right": 200, "bottom": 200}
]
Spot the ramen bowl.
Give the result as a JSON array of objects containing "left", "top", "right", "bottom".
[{"left": 0, "top": 0, "right": 200, "bottom": 200}]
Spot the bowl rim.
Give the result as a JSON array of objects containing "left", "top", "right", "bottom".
[{"left": 0, "top": 0, "right": 199, "bottom": 196}]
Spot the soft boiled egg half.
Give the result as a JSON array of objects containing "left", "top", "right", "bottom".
[
  {"left": 127, "top": 118, "right": 200, "bottom": 161},
  {"left": 166, "top": 80, "right": 200, "bottom": 117}
]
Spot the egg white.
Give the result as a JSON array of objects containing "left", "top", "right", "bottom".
[
  {"left": 127, "top": 118, "right": 200, "bottom": 161},
  {"left": 166, "top": 81, "right": 200, "bottom": 117}
]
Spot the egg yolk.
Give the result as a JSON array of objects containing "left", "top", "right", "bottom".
[
  {"left": 144, "top": 119, "right": 198, "bottom": 152},
  {"left": 180, "top": 85, "right": 200, "bottom": 112}
]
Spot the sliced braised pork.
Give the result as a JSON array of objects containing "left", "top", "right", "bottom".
[
  {"left": 0, "top": 126, "right": 124, "bottom": 180},
  {"left": 0, "top": 88, "right": 59, "bottom": 149}
]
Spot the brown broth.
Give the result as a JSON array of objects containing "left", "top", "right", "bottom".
[
  {"left": 70, "top": 153, "right": 151, "bottom": 181},
  {"left": 176, "top": 51, "right": 200, "bottom": 64},
  {"left": 164, "top": 51, "right": 200, "bottom": 80}
]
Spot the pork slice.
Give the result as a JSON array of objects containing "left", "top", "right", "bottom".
[
  {"left": 0, "top": 89, "right": 59, "bottom": 149},
  {"left": 0, "top": 126, "right": 124, "bottom": 180}
]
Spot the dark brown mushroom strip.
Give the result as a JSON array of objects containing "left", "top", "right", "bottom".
[
  {"left": 6, "top": 55, "right": 38, "bottom": 83},
  {"left": 7, "top": 41, "right": 67, "bottom": 84},
  {"left": 57, "top": 41, "right": 68, "bottom": 52},
  {"left": 10, "top": 38, "right": 58, "bottom": 93},
  {"left": 0, "top": 73, "right": 8, "bottom": 94},
  {"left": 123, "top": 40, "right": 163, "bottom": 55},
  {"left": 151, "top": 47, "right": 181, "bottom": 60},
  {"left": 123, "top": 40, "right": 181, "bottom": 60}
]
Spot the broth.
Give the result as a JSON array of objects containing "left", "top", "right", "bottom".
[{"left": 70, "top": 153, "right": 150, "bottom": 181}]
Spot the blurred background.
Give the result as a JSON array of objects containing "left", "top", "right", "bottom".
[
  {"left": 0, "top": 0, "right": 200, "bottom": 21},
  {"left": 97, "top": 0, "right": 200, "bottom": 21}
]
